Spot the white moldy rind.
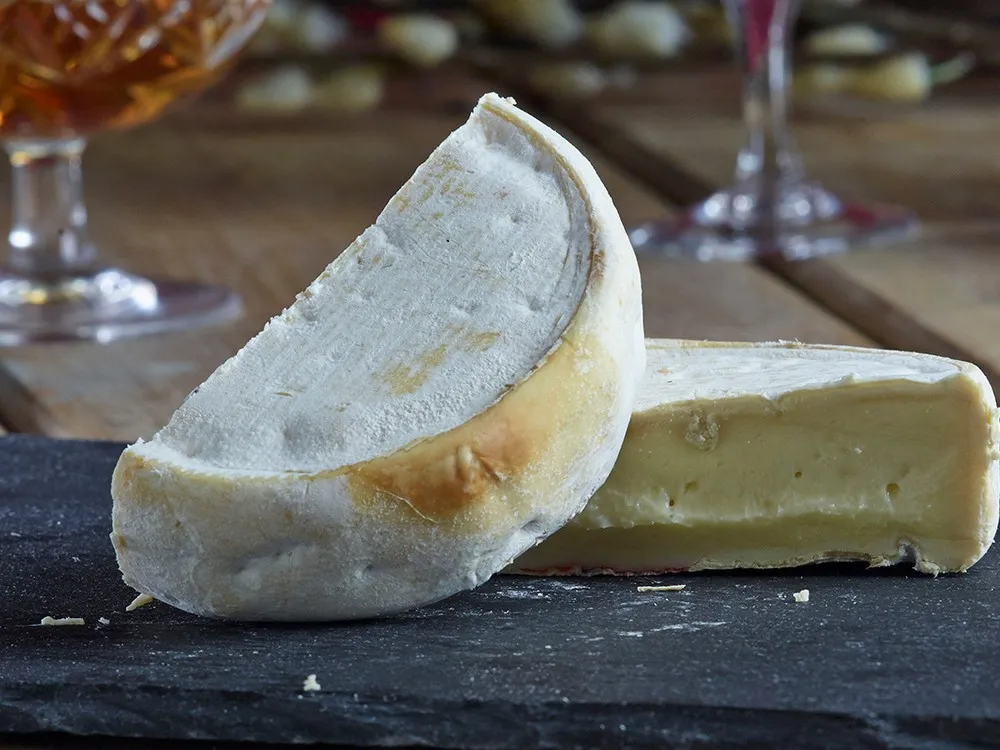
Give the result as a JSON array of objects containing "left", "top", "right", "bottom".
[
  {"left": 111, "top": 93, "right": 645, "bottom": 621},
  {"left": 512, "top": 339, "right": 999, "bottom": 576}
]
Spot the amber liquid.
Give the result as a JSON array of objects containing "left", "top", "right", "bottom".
[{"left": 0, "top": 0, "right": 269, "bottom": 139}]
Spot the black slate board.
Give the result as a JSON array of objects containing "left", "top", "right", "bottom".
[{"left": 1, "top": 435, "right": 999, "bottom": 750}]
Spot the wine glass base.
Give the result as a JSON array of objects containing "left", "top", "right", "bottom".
[
  {"left": 0, "top": 267, "right": 241, "bottom": 346},
  {"left": 629, "top": 195, "right": 918, "bottom": 262}
]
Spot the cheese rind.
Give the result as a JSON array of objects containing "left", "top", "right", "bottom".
[
  {"left": 512, "top": 340, "right": 999, "bottom": 575},
  {"left": 111, "top": 93, "right": 645, "bottom": 621}
]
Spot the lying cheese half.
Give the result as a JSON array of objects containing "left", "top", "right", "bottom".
[
  {"left": 512, "top": 340, "right": 999, "bottom": 575},
  {"left": 111, "top": 93, "right": 645, "bottom": 621}
]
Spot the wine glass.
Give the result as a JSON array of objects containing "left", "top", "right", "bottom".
[
  {"left": 629, "top": 0, "right": 916, "bottom": 261},
  {"left": 0, "top": 0, "right": 270, "bottom": 345}
]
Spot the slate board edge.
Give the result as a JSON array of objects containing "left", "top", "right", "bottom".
[{"left": 4, "top": 685, "right": 1000, "bottom": 750}]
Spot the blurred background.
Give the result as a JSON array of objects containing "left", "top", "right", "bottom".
[
  {"left": 1, "top": 0, "right": 1000, "bottom": 442},
  {"left": 190, "top": 0, "right": 1000, "bottom": 119}
]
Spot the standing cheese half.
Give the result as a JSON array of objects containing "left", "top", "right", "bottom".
[
  {"left": 513, "top": 340, "right": 999, "bottom": 575},
  {"left": 111, "top": 93, "right": 645, "bottom": 621}
]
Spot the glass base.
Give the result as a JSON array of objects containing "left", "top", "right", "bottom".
[
  {"left": 0, "top": 267, "right": 241, "bottom": 345},
  {"left": 629, "top": 183, "right": 918, "bottom": 261}
]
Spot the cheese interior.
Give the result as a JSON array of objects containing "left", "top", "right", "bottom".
[{"left": 513, "top": 341, "right": 999, "bottom": 574}]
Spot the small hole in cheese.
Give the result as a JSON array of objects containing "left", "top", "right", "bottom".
[
  {"left": 794, "top": 471, "right": 802, "bottom": 479},
  {"left": 886, "top": 483, "right": 900, "bottom": 499},
  {"left": 522, "top": 518, "right": 545, "bottom": 537}
]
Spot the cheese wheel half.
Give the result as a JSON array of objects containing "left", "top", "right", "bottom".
[
  {"left": 110, "top": 93, "right": 645, "bottom": 621},
  {"left": 512, "top": 339, "right": 999, "bottom": 576}
]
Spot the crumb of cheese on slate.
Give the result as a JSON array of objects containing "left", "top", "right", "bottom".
[
  {"left": 40, "top": 616, "right": 85, "bottom": 626},
  {"left": 98, "top": 617, "right": 111, "bottom": 626},
  {"left": 303, "top": 674, "right": 322, "bottom": 692},
  {"left": 793, "top": 589, "right": 810, "bottom": 603},
  {"left": 637, "top": 584, "right": 686, "bottom": 593},
  {"left": 126, "top": 593, "right": 155, "bottom": 612}
]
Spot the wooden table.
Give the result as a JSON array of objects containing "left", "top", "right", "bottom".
[{"left": 2, "top": 63, "right": 998, "bottom": 748}]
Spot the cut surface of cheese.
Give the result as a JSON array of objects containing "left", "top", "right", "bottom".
[
  {"left": 111, "top": 93, "right": 645, "bottom": 621},
  {"left": 512, "top": 340, "right": 999, "bottom": 576}
]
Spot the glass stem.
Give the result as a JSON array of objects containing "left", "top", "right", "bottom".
[
  {"left": 724, "top": 0, "right": 803, "bottom": 223},
  {"left": 5, "top": 138, "right": 96, "bottom": 278}
]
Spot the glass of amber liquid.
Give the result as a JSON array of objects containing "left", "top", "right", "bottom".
[{"left": 0, "top": 0, "right": 269, "bottom": 344}]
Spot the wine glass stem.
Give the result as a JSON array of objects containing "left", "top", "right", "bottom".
[
  {"left": 724, "top": 0, "right": 803, "bottom": 214},
  {"left": 5, "top": 138, "right": 96, "bottom": 278}
]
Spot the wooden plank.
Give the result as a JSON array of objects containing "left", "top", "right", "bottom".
[
  {"left": 544, "top": 65, "right": 1000, "bottom": 386},
  {"left": 0, "top": 82, "right": 868, "bottom": 442}
]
